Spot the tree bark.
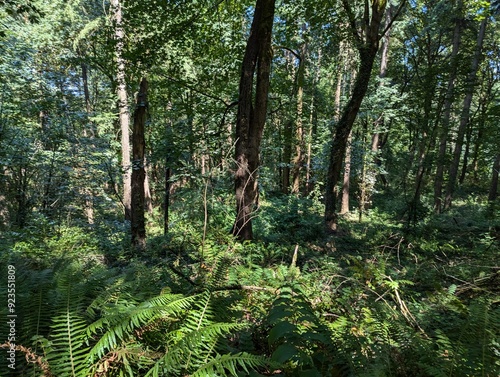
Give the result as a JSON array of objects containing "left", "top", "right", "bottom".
[
  {"left": 131, "top": 77, "right": 147, "bottom": 249},
  {"left": 111, "top": 0, "right": 132, "bottom": 221},
  {"left": 233, "top": 0, "right": 275, "bottom": 241},
  {"left": 444, "top": 16, "right": 487, "bottom": 210},
  {"left": 324, "top": 0, "right": 388, "bottom": 230}
]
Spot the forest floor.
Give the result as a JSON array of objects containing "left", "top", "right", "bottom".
[{"left": 1, "top": 189, "right": 499, "bottom": 376}]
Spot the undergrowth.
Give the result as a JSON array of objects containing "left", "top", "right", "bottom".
[{"left": 0, "top": 191, "right": 498, "bottom": 376}]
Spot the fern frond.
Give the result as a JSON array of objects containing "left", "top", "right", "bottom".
[
  {"left": 146, "top": 321, "right": 245, "bottom": 377},
  {"left": 86, "top": 292, "right": 196, "bottom": 362},
  {"left": 191, "top": 352, "right": 269, "bottom": 377},
  {"left": 47, "top": 309, "right": 89, "bottom": 376}
]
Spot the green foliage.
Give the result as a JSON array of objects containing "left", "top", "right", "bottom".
[{"left": 265, "top": 285, "right": 338, "bottom": 376}]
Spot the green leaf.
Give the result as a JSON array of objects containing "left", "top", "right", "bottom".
[{"left": 271, "top": 343, "right": 299, "bottom": 363}]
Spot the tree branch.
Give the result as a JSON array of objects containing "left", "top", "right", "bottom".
[{"left": 379, "top": 0, "right": 407, "bottom": 42}]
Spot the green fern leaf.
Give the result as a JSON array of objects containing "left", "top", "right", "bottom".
[{"left": 191, "top": 352, "right": 269, "bottom": 377}]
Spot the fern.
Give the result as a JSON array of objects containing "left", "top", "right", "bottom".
[
  {"left": 191, "top": 352, "right": 269, "bottom": 377},
  {"left": 447, "top": 300, "right": 500, "bottom": 377},
  {"left": 86, "top": 288, "right": 265, "bottom": 377},
  {"left": 43, "top": 263, "right": 91, "bottom": 377},
  {"left": 86, "top": 292, "right": 196, "bottom": 362}
]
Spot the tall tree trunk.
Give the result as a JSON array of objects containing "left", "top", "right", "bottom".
[
  {"left": 111, "top": 0, "right": 132, "bottom": 221},
  {"left": 164, "top": 166, "right": 171, "bottom": 235},
  {"left": 488, "top": 153, "right": 500, "bottom": 202},
  {"left": 340, "top": 131, "right": 352, "bottom": 214},
  {"left": 291, "top": 39, "right": 307, "bottom": 194},
  {"left": 434, "top": 4, "right": 462, "bottom": 213},
  {"left": 131, "top": 78, "right": 147, "bottom": 249},
  {"left": 370, "top": 5, "right": 393, "bottom": 190},
  {"left": 340, "top": 63, "right": 356, "bottom": 214},
  {"left": 81, "top": 63, "right": 95, "bottom": 224},
  {"left": 444, "top": 16, "right": 487, "bottom": 210},
  {"left": 305, "top": 48, "right": 321, "bottom": 195},
  {"left": 233, "top": 0, "right": 275, "bottom": 241},
  {"left": 282, "top": 119, "right": 292, "bottom": 194},
  {"left": 325, "top": 0, "right": 389, "bottom": 230}
]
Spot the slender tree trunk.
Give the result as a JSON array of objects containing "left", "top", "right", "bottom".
[
  {"left": 131, "top": 78, "right": 147, "bottom": 249},
  {"left": 444, "top": 16, "right": 487, "bottom": 210},
  {"left": 488, "top": 153, "right": 500, "bottom": 202},
  {"left": 164, "top": 166, "right": 171, "bottom": 235},
  {"left": 144, "top": 159, "right": 154, "bottom": 214},
  {"left": 434, "top": 5, "right": 462, "bottom": 213},
  {"left": 81, "top": 63, "right": 95, "bottom": 224},
  {"left": 291, "top": 39, "right": 307, "bottom": 194},
  {"left": 340, "top": 63, "right": 356, "bottom": 214},
  {"left": 282, "top": 120, "right": 292, "bottom": 194},
  {"left": 370, "top": 6, "right": 392, "bottom": 189},
  {"left": 305, "top": 48, "right": 321, "bottom": 195},
  {"left": 111, "top": 0, "right": 132, "bottom": 221},
  {"left": 340, "top": 131, "right": 352, "bottom": 214},
  {"left": 232, "top": 0, "right": 275, "bottom": 241},
  {"left": 81, "top": 63, "right": 92, "bottom": 116},
  {"left": 15, "top": 165, "right": 29, "bottom": 228},
  {"left": 325, "top": 0, "right": 388, "bottom": 230},
  {"left": 459, "top": 123, "right": 473, "bottom": 184}
]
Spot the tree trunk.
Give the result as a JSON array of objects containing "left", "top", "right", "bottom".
[
  {"left": 305, "top": 48, "right": 321, "bottom": 195},
  {"left": 144, "top": 158, "right": 154, "bottom": 214},
  {"left": 131, "top": 78, "right": 147, "bottom": 249},
  {"left": 111, "top": 0, "right": 132, "bottom": 221},
  {"left": 81, "top": 63, "right": 95, "bottom": 224},
  {"left": 81, "top": 63, "right": 92, "bottom": 116},
  {"left": 232, "top": 0, "right": 275, "bottom": 241},
  {"left": 340, "top": 64, "right": 356, "bottom": 215},
  {"left": 434, "top": 4, "right": 462, "bottom": 213},
  {"left": 324, "top": 0, "right": 388, "bottom": 230},
  {"left": 444, "top": 16, "right": 487, "bottom": 210},
  {"left": 282, "top": 120, "right": 292, "bottom": 194},
  {"left": 488, "top": 153, "right": 500, "bottom": 202},
  {"left": 459, "top": 123, "right": 472, "bottom": 184},
  {"left": 291, "top": 39, "right": 307, "bottom": 194},
  {"left": 164, "top": 166, "right": 171, "bottom": 235},
  {"left": 340, "top": 131, "right": 352, "bottom": 214}
]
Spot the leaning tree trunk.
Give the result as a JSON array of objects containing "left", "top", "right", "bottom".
[
  {"left": 111, "top": 0, "right": 132, "bottom": 221},
  {"left": 131, "top": 78, "right": 147, "bottom": 249},
  {"left": 325, "top": 0, "right": 390, "bottom": 230},
  {"left": 444, "top": 16, "right": 487, "bottom": 210},
  {"left": 233, "top": 0, "right": 275, "bottom": 241}
]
